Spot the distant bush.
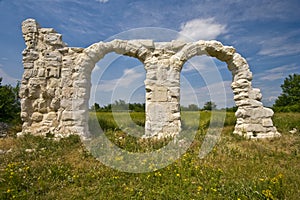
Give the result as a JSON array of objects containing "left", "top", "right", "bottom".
[
  {"left": 273, "top": 104, "right": 300, "bottom": 113},
  {"left": 0, "top": 77, "right": 21, "bottom": 124},
  {"left": 273, "top": 73, "right": 300, "bottom": 112}
]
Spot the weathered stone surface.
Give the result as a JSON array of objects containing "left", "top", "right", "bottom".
[
  {"left": 249, "top": 88, "right": 262, "bottom": 100},
  {"left": 20, "top": 18, "right": 280, "bottom": 140},
  {"left": 262, "top": 118, "right": 273, "bottom": 127},
  {"left": 31, "top": 112, "right": 43, "bottom": 122}
]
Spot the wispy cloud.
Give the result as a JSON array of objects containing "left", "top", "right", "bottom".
[
  {"left": 96, "top": 67, "right": 145, "bottom": 92},
  {"left": 182, "top": 56, "right": 215, "bottom": 72},
  {"left": 253, "top": 64, "right": 299, "bottom": 106},
  {"left": 257, "top": 64, "right": 299, "bottom": 81},
  {"left": 258, "top": 32, "right": 300, "bottom": 57},
  {"left": 96, "top": 0, "right": 109, "bottom": 3},
  {"left": 0, "top": 68, "right": 19, "bottom": 86},
  {"left": 177, "top": 18, "right": 227, "bottom": 41},
  {"left": 90, "top": 65, "right": 146, "bottom": 105}
]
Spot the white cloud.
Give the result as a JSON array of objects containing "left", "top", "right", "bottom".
[
  {"left": 259, "top": 73, "right": 284, "bottom": 81},
  {"left": 257, "top": 65, "right": 299, "bottom": 81},
  {"left": 182, "top": 56, "right": 211, "bottom": 72},
  {"left": 95, "top": 67, "right": 145, "bottom": 92},
  {"left": 254, "top": 64, "right": 300, "bottom": 106},
  {"left": 90, "top": 66, "right": 146, "bottom": 105},
  {"left": 258, "top": 33, "right": 300, "bottom": 57},
  {"left": 96, "top": 0, "right": 109, "bottom": 3},
  {"left": 177, "top": 18, "right": 227, "bottom": 41},
  {"left": 182, "top": 56, "right": 223, "bottom": 73}
]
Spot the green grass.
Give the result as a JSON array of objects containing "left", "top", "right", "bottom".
[{"left": 1, "top": 112, "right": 300, "bottom": 199}]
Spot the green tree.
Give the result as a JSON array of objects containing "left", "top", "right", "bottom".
[
  {"left": 188, "top": 104, "right": 199, "bottom": 111},
  {"left": 180, "top": 104, "right": 199, "bottom": 111},
  {"left": 129, "top": 103, "right": 145, "bottom": 112},
  {"left": 0, "top": 78, "right": 21, "bottom": 123},
  {"left": 273, "top": 73, "right": 300, "bottom": 112},
  {"left": 113, "top": 99, "right": 128, "bottom": 111},
  {"left": 90, "top": 103, "right": 100, "bottom": 111},
  {"left": 203, "top": 101, "right": 217, "bottom": 111}
]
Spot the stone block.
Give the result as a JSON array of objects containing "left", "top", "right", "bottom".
[
  {"left": 22, "top": 69, "right": 34, "bottom": 79},
  {"left": 168, "top": 87, "right": 180, "bottom": 97},
  {"left": 138, "top": 40, "right": 154, "bottom": 49},
  {"left": 228, "top": 53, "right": 248, "bottom": 70},
  {"left": 45, "top": 112, "right": 57, "bottom": 121},
  {"left": 50, "top": 98, "right": 60, "bottom": 111},
  {"left": 232, "top": 70, "right": 252, "bottom": 81},
  {"left": 74, "top": 80, "right": 89, "bottom": 87},
  {"left": 235, "top": 99, "right": 263, "bottom": 107},
  {"left": 262, "top": 118, "right": 273, "bottom": 127},
  {"left": 183, "top": 43, "right": 200, "bottom": 59},
  {"left": 38, "top": 69, "right": 45, "bottom": 77},
  {"left": 61, "top": 111, "right": 74, "bottom": 121},
  {"left": 46, "top": 67, "right": 60, "bottom": 78},
  {"left": 171, "top": 40, "right": 186, "bottom": 51},
  {"left": 43, "top": 51, "right": 62, "bottom": 61},
  {"left": 44, "top": 33, "right": 64, "bottom": 46},
  {"left": 231, "top": 79, "right": 250, "bottom": 89},
  {"left": 243, "top": 124, "right": 266, "bottom": 133},
  {"left": 249, "top": 88, "right": 262, "bottom": 101},
  {"left": 31, "top": 112, "right": 43, "bottom": 122},
  {"left": 22, "top": 19, "right": 39, "bottom": 34},
  {"left": 62, "top": 56, "right": 74, "bottom": 67},
  {"left": 23, "top": 62, "right": 34, "bottom": 69},
  {"left": 152, "top": 87, "right": 168, "bottom": 102},
  {"left": 233, "top": 91, "right": 248, "bottom": 101},
  {"left": 22, "top": 49, "right": 39, "bottom": 62},
  {"left": 172, "top": 112, "right": 181, "bottom": 120},
  {"left": 21, "top": 112, "right": 28, "bottom": 121},
  {"left": 60, "top": 99, "right": 72, "bottom": 110},
  {"left": 84, "top": 43, "right": 105, "bottom": 62}
]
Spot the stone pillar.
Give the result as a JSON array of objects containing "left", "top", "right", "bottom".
[
  {"left": 144, "top": 55, "right": 181, "bottom": 138},
  {"left": 21, "top": 19, "right": 66, "bottom": 135},
  {"left": 20, "top": 19, "right": 79, "bottom": 137},
  {"left": 20, "top": 19, "right": 40, "bottom": 133},
  {"left": 227, "top": 53, "right": 281, "bottom": 138}
]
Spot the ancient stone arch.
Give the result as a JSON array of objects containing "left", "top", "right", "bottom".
[{"left": 19, "top": 19, "right": 280, "bottom": 139}]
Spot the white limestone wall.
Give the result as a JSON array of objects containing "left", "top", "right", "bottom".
[
  {"left": 20, "top": 19, "right": 280, "bottom": 139},
  {"left": 144, "top": 56, "right": 181, "bottom": 138}
]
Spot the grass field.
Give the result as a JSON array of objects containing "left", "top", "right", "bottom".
[{"left": 0, "top": 111, "right": 300, "bottom": 199}]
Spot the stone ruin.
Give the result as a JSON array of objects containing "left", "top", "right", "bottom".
[{"left": 19, "top": 19, "right": 281, "bottom": 139}]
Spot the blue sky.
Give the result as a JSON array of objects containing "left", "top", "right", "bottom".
[{"left": 0, "top": 0, "right": 299, "bottom": 108}]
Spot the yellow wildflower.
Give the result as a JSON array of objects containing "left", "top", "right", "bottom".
[
  {"left": 262, "top": 189, "right": 274, "bottom": 199},
  {"left": 197, "top": 186, "right": 203, "bottom": 191}
]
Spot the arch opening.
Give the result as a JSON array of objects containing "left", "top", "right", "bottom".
[
  {"left": 89, "top": 52, "right": 146, "bottom": 138},
  {"left": 180, "top": 55, "right": 233, "bottom": 134}
]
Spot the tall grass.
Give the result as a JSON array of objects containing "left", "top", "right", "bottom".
[{"left": 0, "top": 112, "right": 299, "bottom": 199}]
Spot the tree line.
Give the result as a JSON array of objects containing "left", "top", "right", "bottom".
[
  {"left": 90, "top": 100, "right": 237, "bottom": 112},
  {"left": 90, "top": 99, "right": 145, "bottom": 112}
]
